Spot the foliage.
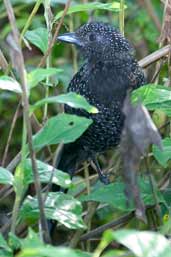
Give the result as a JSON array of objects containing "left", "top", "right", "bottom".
[{"left": 0, "top": 0, "right": 171, "bottom": 256}]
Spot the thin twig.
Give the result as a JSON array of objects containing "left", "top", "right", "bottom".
[
  {"left": 158, "top": 170, "right": 170, "bottom": 189},
  {"left": 151, "top": 59, "right": 165, "bottom": 83},
  {"left": 69, "top": 202, "right": 98, "bottom": 248},
  {"left": 80, "top": 212, "right": 134, "bottom": 241},
  {"left": 2, "top": 101, "right": 21, "bottom": 167},
  {"left": 69, "top": 15, "right": 78, "bottom": 73},
  {"left": 3, "top": 0, "right": 50, "bottom": 243},
  {"left": 38, "top": 0, "right": 72, "bottom": 67},
  {"left": 0, "top": 48, "right": 8, "bottom": 71},
  {"left": 145, "top": 158, "right": 162, "bottom": 226},
  {"left": 6, "top": 152, "right": 21, "bottom": 172},
  {"left": 44, "top": 143, "right": 64, "bottom": 198},
  {"left": 19, "top": 0, "right": 43, "bottom": 43},
  {"left": 138, "top": 44, "right": 171, "bottom": 68},
  {"left": 84, "top": 162, "right": 91, "bottom": 251},
  {"left": 119, "top": 0, "right": 125, "bottom": 35}
]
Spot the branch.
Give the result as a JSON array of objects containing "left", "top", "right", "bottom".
[
  {"left": 3, "top": 0, "right": 50, "bottom": 243},
  {"left": 38, "top": 0, "right": 72, "bottom": 67},
  {"left": 0, "top": 48, "right": 8, "bottom": 71},
  {"left": 138, "top": 44, "right": 171, "bottom": 68},
  {"left": 69, "top": 202, "right": 98, "bottom": 248},
  {"left": 1, "top": 102, "right": 21, "bottom": 166},
  {"left": 80, "top": 212, "right": 134, "bottom": 241},
  {"left": 20, "top": 0, "right": 42, "bottom": 43},
  {"left": 159, "top": 0, "right": 171, "bottom": 44}
]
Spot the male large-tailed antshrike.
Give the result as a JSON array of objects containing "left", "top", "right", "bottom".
[{"left": 57, "top": 22, "right": 145, "bottom": 184}]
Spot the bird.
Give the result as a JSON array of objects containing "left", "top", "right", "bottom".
[{"left": 56, "top": 22, "right": 146, "bottom": 184}]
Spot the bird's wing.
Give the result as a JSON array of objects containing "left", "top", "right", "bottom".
[
  {"left": 127, "top": 61, "right": 146, "bottom": 90},
  {"left": 64, "top": 64, "right": 90, "bottom": 117}
]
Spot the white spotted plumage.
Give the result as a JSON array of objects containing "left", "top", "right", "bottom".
[{"left": 58, "top": 22, "right": 146, "bottom": 176}]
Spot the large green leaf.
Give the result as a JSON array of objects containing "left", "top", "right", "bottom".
[
  {"left": 0, "top": 76, "right": 22, "bottom": 94},
  {"left": 54, "top": 2, "right": 126, "bottom": 21},
  {"left": 23, "top": 159, "right": 71, "bottom": 188},
  {"left": 153, "top": 138, "right": 171, "bottom": 168},
  {"left": 27, "top": 68, "right": 62, "bottom": 89},
  {"left": 14, "top": 158, "right": 71, "bottom": 196},
  {"left": 18, "top": 246, "right": 90, "bottom": 257},
  {"left": 20, "top": 192, "right": 86, "bottom": 229},
  {"left": 25, "top": 27, "right": 48, "bottom": 54},
  {"left": 0, "top": 233, "right": 13, "bottom": 257},
  {"left": 8, "top": 232, "right": 21, "bottom": 252},
  {"left": 132, "top": 84, "right": 171, "bottom": 104},
  {"left": 81, "top": 177, "right": 164, "bottom": 211},
  {"left": 0, "top": 167, "right": 14, "bottom": 185},
  {"left": 32, "top": 113, "right": 92, "bottom": 150},
  {"left": 102, "top": 230, "right": 171, "bottom": 257},
  {"left": 31, "top": 92, "right": 98, "bottom": 113},
  {"left": 132, "top": 84, "right": 171, "bottom": 111}
]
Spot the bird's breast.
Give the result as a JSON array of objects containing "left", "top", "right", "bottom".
[{"left": 69, "top": 62, "right": 128, "bottom": 107}]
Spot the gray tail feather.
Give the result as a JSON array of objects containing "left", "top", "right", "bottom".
[{"left": 57, "top": 143, "right": 81, "bottom": 176}]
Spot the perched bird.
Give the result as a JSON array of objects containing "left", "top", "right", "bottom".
[{"left": 57, "top": 22, "right": 146, "bottom": 184}]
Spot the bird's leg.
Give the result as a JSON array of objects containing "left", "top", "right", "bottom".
[{"left": 92, "top": 157, "right": 110, "bottom": 185}]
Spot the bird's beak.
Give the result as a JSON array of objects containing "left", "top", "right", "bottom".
[{"left": 57, "top": 32, "right": 82, "bottom": 46}]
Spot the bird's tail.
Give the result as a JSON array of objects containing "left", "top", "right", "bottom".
[
  {"left": 57, "top": 143, "right": 80, "bottom": 176},
  {"left": 52, "top": 143, "right": 80, "bottom": 193}
]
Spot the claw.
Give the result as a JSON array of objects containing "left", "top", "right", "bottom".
[{"left": 99, "top": 173, "right": 110, "bottom": 184}]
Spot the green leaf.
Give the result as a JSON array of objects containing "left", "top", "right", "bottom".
[
  {"left": 101, "top": 250, "right": 125, "bottom": 257},
  {"left": 23, "top": 159, "right": 71, "bottom": 188},
  {"left": 20, "top": 192, "right": 86, "bottom": 229},
  {"left": 18, "top": 247, "right": 90, "bottom": 257},
  {"left": 132, "top": 84, "right": 171, "bottom": 110},
  {"left": 25, "top": 27, "right": 48, "bottom": 54},
  {"left": 18, "top": 228, "right": 91, "bottom": 257},
  {"left": 14, "top": 164, "right": 26, "bottom": 196},
  {"left": 0, "top": 76, "right": 22, "bottom": 94},
  {"left": 14, "top": 158, "right": 71, "bottom": 195},
  {"left": 54, "top": 2, "right": 126, "bottom": 21},
  {"left": 109, "top": 229, "right": 171, "bottom": 257},
  {"left": 8, "top": 232, "right": 21, "bottom": 252},
  {"left": 0, "top": 233, "right": 13, "bottom": 257},
  {"left": 0, "top": 249, "right": 13, "bottom": 257},
  {"left": 20, "top": 228, "right": 44, "bottom": 250},
  {"left": 80, "top": 177, "right": 164, "bottom": 211},
  {"left": 32, "top": 113, "right": 92, "bottom": 150},
  {"left": 0, "top": 167, "right": 14, "bottom": 185},
  {"left": 27, "top": 68, "right": 62, "bottom": 89},
  {"left": 31, "top": 92, "right": 98, "bottom": 113},
  {"left": 17, "top": 228, "right": 91, "bottom": 257},
  {"left": 153, "top": 138, "right": 171, "bottom": 168}
]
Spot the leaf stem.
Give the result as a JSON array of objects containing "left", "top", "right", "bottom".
[
  {"left": 119, "top": 0, "right": 124, "bottom": 35},
  {"left": 38, "top": 0, "right": 72, "bottom": 67},
  {"left": 4, "top": 0, "right": 51, "bottom": 243},
  {"left": 43, "top": 0, "right": 53, "bottom": 122},
  {"left": 20, "top": 0, "right": 43, "bottom": 44}
]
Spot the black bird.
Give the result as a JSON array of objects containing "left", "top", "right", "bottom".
[{"left": 57, "top": 22, "right": 146, "bottom": 184}]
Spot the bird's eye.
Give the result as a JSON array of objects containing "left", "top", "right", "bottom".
[{"left": 89, "top": 33, "right": 96, "bottom": 41}]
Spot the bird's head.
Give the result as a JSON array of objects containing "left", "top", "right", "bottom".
[{"left": 57, "top": 22, "right": 134, "bottom": 63}]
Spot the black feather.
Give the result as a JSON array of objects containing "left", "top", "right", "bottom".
[{"left": 56, "top": 22, "right": 146, "bottom": 182}]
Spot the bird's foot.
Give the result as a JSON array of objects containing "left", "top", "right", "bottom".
[{"left": 99, "top": 173, "right": 110, "bottom": 185}]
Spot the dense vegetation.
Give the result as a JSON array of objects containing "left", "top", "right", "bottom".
[{"left": 0, "top": 0, "right": 171, "bottom": 256}]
